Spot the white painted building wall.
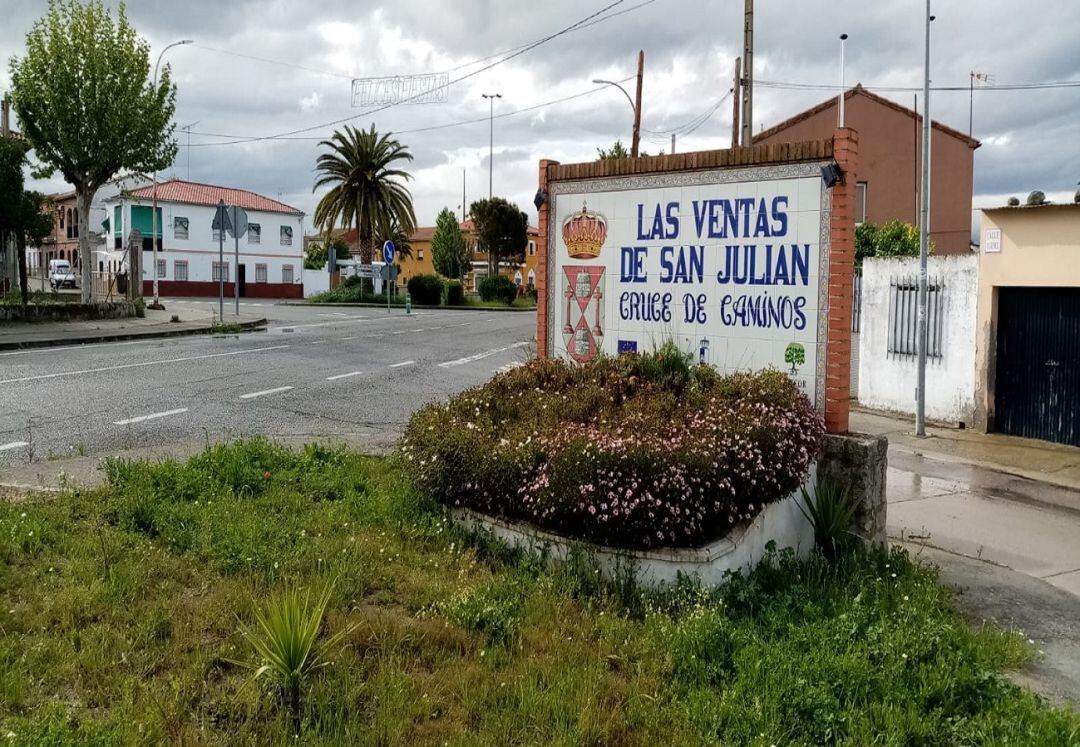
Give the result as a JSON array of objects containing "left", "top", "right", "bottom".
[
  {"left": 857, "top": 255, "right": 978, "bottom": 424},
  {"left": 302, "top": 266, "right": 330, "bottom": 297},
  {"left": 107, "top": 199, "right": 304, "bottom": 292}
]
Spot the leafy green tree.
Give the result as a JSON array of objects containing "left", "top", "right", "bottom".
[
  {"left": 9, "top": 0, "right": 178, "bottom": 302},
  {"left": 313, "top": 124, "right": 416, "bottom": 272},
  {"left": 469, "top": 197, "right": 528, "bottom": 276},
  {"left": 597, "top": 140, "right": 630, "bottom": 160},
  {"left": 0, "top": 138, "right": 53, "bottom": 306},
  {"left": 854, "top": 220, "right": 931, "bottom": 268},
  {"left": 430, "top": 207, "right": 469, "bottom": 279}
]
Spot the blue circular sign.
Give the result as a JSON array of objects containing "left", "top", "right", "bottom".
[{"left": 383, "top": 240, "right": 396, "bottom": 264}]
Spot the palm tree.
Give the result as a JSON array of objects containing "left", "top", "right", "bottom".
[
  {"left": 313, "top": 124, "right": 417, "bottom": 266},
  {"left": 375, "top": 220, "right": 413, "bottom": 262}
]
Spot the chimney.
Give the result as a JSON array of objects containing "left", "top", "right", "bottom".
[{"left": 1, "top": 98, "right": 10, "bottom": 137}]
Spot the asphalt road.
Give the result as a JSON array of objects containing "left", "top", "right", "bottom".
[{"left": 0, "top": 300, "right": 535, "bottom": 469}]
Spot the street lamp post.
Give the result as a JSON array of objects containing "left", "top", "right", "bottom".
[
  {"left": 593, "top": 78, "right": 641, "bottom": 157},
  {"left": 915, "top": 8, "right": 934, "bottom": 437},
  {"left": 150, "top": 38, "right": 193, "bottom": 309},
  {"left": 838, "top": 34, "right": 848, "bottom": 127},
  {"left": 481, "top": 93, "right": 501, "bottom": 199}
]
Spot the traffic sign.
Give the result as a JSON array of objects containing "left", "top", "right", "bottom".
[
  {"left": 379, "top": 264, "right": 399, "bottom": 282},
  {"left": 383, "top": 240, "right": 396, "bottom": 264}
]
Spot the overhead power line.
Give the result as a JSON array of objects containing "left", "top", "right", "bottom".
[
  {"left": 184, "top": 0, "right": 635, "bottom": 148},
  {"left": 184, "top": 77, "right": 636, "bottom": 145},
  {"left": 756, "top": 78, "right": 1080, "bottom": 92}
]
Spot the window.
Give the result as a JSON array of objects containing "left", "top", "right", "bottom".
[
  {"left": 174, "top": 261, "right": 189, "bottom": 281},
  {"left": 72, "top": 209, "right": 79, "bottom": 239},
  {"left": 247, "top": 223, "right": 261, "bottom": 244},
  {"left": 174, "top": 217, "right": 189, "bottom": 240},
  {"left": 212, "top": 262, "right": 229, "bottom": 282},
  {"left": 156, "top": 259, "right": 166, "bottom": 278},
  {"left": 887, "top": 276, "right": 944, "bottom": 358},
  {"left": 418, "top": 248, "right": 425, "bottom": 260},
  {"left": 282, "top": 264, "right": 294, "bottom": 283},
  {"left": 66, "top": 208, "right": 73, "bottom": 239},
  {"left": 527, "top": 269, "right": 536, "bottom": 290},
  {"left": 280, "top": 226, "right": 293, "bottom": 246},
  {"left": 528, "top": 240, "right": 536, "bottom": 256},
  {"left": 855, "top": 182, "right": 868, "bottom": 225},
  {"left": 255, "top": 263, "right": 268, "bottom": 283}
]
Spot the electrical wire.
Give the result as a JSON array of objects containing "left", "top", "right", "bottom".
[
  {"left": 184, "top": 77, "right": 636, "bottom": 144},
  {"left": 183, "top": 0, "right": 635, "bottom": 147},
  {"left": 756, "top": 78, "right": 1080, "bottom": 92}
]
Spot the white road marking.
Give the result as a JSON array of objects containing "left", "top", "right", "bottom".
[
  {"left": 388, "top": 360, "right": 415, "bottom": 368},
  {"left": 0, "top": 338, "right": 153, "bottom": 358},
  {"left": 326, "top": 371, "right": 363, "bottom": 381},
  {"left": 0, "top": 345, "right": 291, "bottom": 386},
  {"left": 0, "top": 441, "right": 30, "bottom": 452},
  {"left": 439, "top": 341, "right": 529, "bottom": 368},
  {"left": 240, "top": 386, "right": 294, "bottom": 400},
  {"left": 113, "top": 408, "right": 188, "bottom": 426}
]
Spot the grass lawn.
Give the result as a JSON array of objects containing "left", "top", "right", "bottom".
[{"left": 1, "top": 439, "right": 1077, "bottom": 744}]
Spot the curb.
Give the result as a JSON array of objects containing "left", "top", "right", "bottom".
[
  {"left": 0, "top": 318, "right": 268, "bottom": 351},
  {"left": 278, "top": 301, "right": 537, "bottom": 312}
]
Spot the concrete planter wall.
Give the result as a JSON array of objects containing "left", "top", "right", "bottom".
[
  {"left": 449, "top": 433, "right": 889, "bottom": 588},
  {"left": 451, "top": 483, "right": 818, "bottom": 589},
  {"left": 0, "top": 300, "right": 136, "bottom": 322}
]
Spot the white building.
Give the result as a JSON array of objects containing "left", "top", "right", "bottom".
[{"left": 104, "top": 179, "right": 306, "bottom": 298}]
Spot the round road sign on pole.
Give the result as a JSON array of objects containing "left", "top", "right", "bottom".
[{"left": 383, "top": 240, "right": 396, "bottom": 264}]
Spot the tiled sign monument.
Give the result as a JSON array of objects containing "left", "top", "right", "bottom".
[{"left": 536, "top": 130, "right": 860, "bottom": 434}]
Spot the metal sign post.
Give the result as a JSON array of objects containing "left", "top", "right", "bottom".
[
  {"left": 227, "top": 206, "right": 249, "bottom": 316},
  {"left": 383, "top": 240, "right": 396, "bottom": 314},
  {"left": 212, "top": 201, "right": 229, "bottom": 320}
]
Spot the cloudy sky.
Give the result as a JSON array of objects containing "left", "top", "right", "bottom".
[{"left": 3, "top": 0, "right": 1078, "bottom": 233}]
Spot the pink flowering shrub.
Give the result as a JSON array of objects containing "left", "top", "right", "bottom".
[{"left": 400, "top": 350, "right": 824, "bottom": 550}]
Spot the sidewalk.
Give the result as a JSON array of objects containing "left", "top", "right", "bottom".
[
  {"left": 0, "top": 305, "right": 267, "bottom": 350},
  {"left": 852, "top": 407, "right": 1080, "bottom": 494}
]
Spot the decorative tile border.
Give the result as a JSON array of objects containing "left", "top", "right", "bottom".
[{"left": 546, "top": 160, "right": 833, "bottom": 412}]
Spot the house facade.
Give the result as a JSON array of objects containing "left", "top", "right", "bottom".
[
  {"left": 975, "top": 202, "right": 1080, "bottom": 446},
  {"left": 755, "top": 85, "right": 979, "bottom": 254},
  {"left": 107, "top": 180, "right": 306, "bottom": 299}
]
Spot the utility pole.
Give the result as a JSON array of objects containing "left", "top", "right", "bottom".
[
  {"left": 731, "top": 57, "right": 741, "bottom": 148},
  {"left": 838, "top": 34, "right": 848, "bottom": 127},
  {"left": 969, "top": 70, "right": 989, "bottom": 136},
  {"left": 632, "top": 50, "right": 644, "bottom": 157},
  {"left": 740, "top": 0, "right": 754, "bottom": 146},
  {"left": 916, "top": 5, "right": 934, "bottom": 438},
  {"left": 481, "top": 93, "right": 501, "bottom": 199},
  {"left": 670, "top": 133, "right": 675, "bottom": 154}
]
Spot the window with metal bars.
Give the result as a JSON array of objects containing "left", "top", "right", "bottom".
[{"left": 887, "top": 276, "right": 944, "bottom": 358}]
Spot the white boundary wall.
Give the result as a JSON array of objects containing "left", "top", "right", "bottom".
[{"left": 857, "top": 255, "right": 978, "bottom": 424}]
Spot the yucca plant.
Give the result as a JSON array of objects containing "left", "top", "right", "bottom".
[
  {"left": 799, "top": 478, "right": 862, "bottom": 559},
  {"left": 234, "top": 583, "right": 354, "bottom": 734}
]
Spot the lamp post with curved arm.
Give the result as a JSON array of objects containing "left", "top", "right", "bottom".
[
  {"left": 150, "top": 39, "right": 193, "bottom": 309},
  {"left": 593, "top": 50, "right": 644, "bottom": 157}
]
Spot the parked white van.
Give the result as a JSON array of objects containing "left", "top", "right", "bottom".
[{"left": 48, "top": 259, "right": 77, "bottom": 289}]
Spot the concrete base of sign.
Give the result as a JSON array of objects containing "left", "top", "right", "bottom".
[{"left": 449, "top": 484, "right": 817, "bottom": 589}]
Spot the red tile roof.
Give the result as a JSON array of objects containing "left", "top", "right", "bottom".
[{"left": 126, "top": 179, "right": 303, "bottom": 216}]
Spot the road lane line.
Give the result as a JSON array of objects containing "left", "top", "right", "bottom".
[
  {"left": 240, "top": 386, "right": 294, "bottom": 400},
  {"left": 388, "top": 360, "right": 415, "bottom": 368},
  {"left": 0, "top": 345, "right": 291, "bottom": 386},
  {"left": 326, "top": 371, "right": 363, "bottom": 381},
  {"left": 439, "top": 341, "right": 530, "bottom": 368},
  {"left": 0, "top": 339, "right": 153, "bottom": 358},
  {"left": 0, "top": 441, "right": 30, "bottom": 452},
  {"left": 113, "top": 408, "right": 189, "bottom": 426}
]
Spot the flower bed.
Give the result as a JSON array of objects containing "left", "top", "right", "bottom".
[{"left": 401, "top": 346, "right": 825, "bottom": 550}]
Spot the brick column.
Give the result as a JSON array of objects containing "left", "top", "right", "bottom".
[
  {"left": 825, "top": 127, "right": 859, "bottom": 433},
  {"left": 536, "top": 159, "right": 559, "bottom": 358}
]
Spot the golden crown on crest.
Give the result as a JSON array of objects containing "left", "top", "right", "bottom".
[{"left": 562, "top": 201, "right": 607, "bottom": 259}]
